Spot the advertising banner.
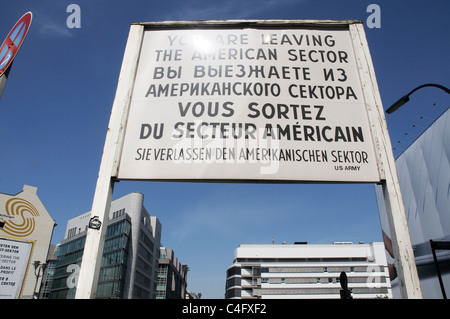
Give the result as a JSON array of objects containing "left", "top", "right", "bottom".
[
  {"left": 117, "top": 25, "right": 381, "bottom": 182},
  {"left": 377, "top": 108, "right": 450, "bottom": 298},
  {"left": 0, "top": 238, "right": 33, "bottom": 299}
]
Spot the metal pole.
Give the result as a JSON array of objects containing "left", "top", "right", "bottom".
[
  {"left": 339, "top": 272, "right": 352, "bottom": 299},
  {"left": 33, "top": 261, "right": 46, "bottom": 299},
  {"left": 0, "top": 65, "right": 11, "bottom": 99},
  {"left": 430, "top": 240, "right": 447, "bottom": 299},
  {"left": 0, "top": 74, "right": 6, "bottom": 99},
  {"left": 386, "top": 84, "right": 450, "bottom": 114}
]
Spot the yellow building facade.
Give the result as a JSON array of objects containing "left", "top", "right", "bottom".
[{"left": 0, "top": 185, "right": 55, "bottom": 298}]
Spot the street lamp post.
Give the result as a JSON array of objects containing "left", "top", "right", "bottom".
[
  {"left": 386, "top": 83, "right": 450, "bottom": 114},
  {"left": 33, "top": 261, "right": 47, "bottom": 299},
  {"left": 386, "top": 83, "right": 449, "bottom": 299}
]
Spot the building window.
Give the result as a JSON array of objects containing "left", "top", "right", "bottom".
[
  {"left": 67, "top": 227, "right": 77, "bottom": 238},
  {"left": 112, "top": 208, "right": 125, "bottom": 219}
]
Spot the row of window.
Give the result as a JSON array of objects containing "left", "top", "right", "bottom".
[
  {"left": 112, "top": 208, "right": 126, "bottom": 219},
  {"left": 97, "top": 281, "right": 123, "bottom": 299},
  {"left": 135, "top": 270, "right": 152, "bottom": 287},
  {"left": 134, "top": 285, "right": 151, "bottom": 298},
  {"left": 139, "top": 229, "right": 155, "bottom": 252},
  {"left": 99, "top": 264, "right": 125, "bottom": 282},
  {"left": 58, "top": 236, "right": 86, "bottom": 255},
  {"left": 227, "top": 275, "right": 387, "bottom": 289},
  {"left": 251, "top": 287, "right": 390, "bottom": 296},
  {"left": 260, "top": 276, "right": 386, "bottom": 284},
  {"left": 103, "top": 235, "right": 130, "bottom": 253},
  {"left": 106, "top": 219, "right": 131, "bottom": 238},
  {"left": 156, "top": 264, "right": 168, "bottom": 299},
  {"left": 228, "top": 265, "right": 385, "bottom": 278},
  {"left": 246, "top": 265, "right": 383, "bottom": 276},
  {"left": 235, "top": 257, "right": 368, "bottom": 263},
  {"left": 66, "top": 227, "right": 78, "bottom": 238}
]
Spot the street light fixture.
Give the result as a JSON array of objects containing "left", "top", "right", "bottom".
[
  {"left": 33, "top": 261, "right": 47, "bottom": 299},
  {"left": 386, "top": 83, "right": 450, "bottom": 114}
]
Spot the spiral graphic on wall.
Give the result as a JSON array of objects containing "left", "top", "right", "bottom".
[{"left": 1, "top": 198, "right": 39, "bottom": 237}]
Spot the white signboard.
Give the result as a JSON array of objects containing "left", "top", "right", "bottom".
[
  {"left": 77, "top": 22, "right": 421, "bottom": 300},
  {"left": 118, "top": 26, "right": 381, "bottom": 182},
  {"left": 0, "top": 238, "right": 33, "bottom": 299}
]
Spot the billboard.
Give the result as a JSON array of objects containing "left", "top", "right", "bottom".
[
  {"left": 377, "top": 108, "right": 450, "bottom": 298},
  {"left": 0, "top": 238, "right": 33, "bottom": 299},
  {"left": 116, "top": 22, "right": 381, "bottom": 183},
  {"left": 0, "top": 185, "right": 55, "bottom": 298}
]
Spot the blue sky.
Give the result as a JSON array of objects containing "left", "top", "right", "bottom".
[{"left": 0, "top": 0, "right": 448, "bottom": 298}]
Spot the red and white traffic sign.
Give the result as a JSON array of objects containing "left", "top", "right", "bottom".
[{"left": 0, "top": 12, "right": 32, "bottom": 77}]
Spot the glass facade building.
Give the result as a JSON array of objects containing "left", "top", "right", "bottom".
[
  {"left": 48, "top": 192, "right": 162, "bottom": 299},
  {"left": 96, "top": 217, "right": 131, "bottom": 298},
  {"left": 49, "top": 235, "right": 86, "bottom": 299}
]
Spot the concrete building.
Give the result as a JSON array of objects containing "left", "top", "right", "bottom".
[
  {"left": 0, "top": 185, "right": 55, "bottom": 299},
  {"left": 49, "top": 192, "right": 162, "bottom": 299},
  {"left": 185, "top": 291, "right": 201, "bottom": 299},
  {"left": 226, "top": 242, "right": 392, "bottom": 299},
  {"left": 156, "top": 247, "right": 188, "bottom": 299}
]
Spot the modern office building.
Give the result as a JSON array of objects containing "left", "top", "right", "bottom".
[
  {"left": 376, "top": 107, "right": 450, "bottom": 298},
  {"left": 0, "top": 185, "right": 56, "bottom": 299},
  {"left": 156, "top": 247, "right": 188, "bottom": 299},
  {"left": 37, "top": 244, "right": 58, "bottom": 299},
  {"left": 225, "top": 242, "right": 392, "bottom": 299},
  {"left": 49, "top": 192, "right": 162, "bottom": 299}
]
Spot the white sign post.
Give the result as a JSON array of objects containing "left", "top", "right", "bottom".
[
  {"left": 349, "top": 22, "right": 422, "bottom": 298},
  {"left": 75, "top": 20, "right": 422, "bottom": 298},
  {"left": 74, "top": 25, "right": 144, "bottom": 299}
]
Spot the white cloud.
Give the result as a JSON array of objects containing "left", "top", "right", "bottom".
[
  {"left": 39, "top": 21, "right": 73, "bottom": 38},
  {"left": 32, "top": 8, "right": 74, "bottom": 38}
]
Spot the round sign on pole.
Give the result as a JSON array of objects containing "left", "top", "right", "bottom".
[{"left": 0, "top": 12, "right": 32, "bottom": 77}]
